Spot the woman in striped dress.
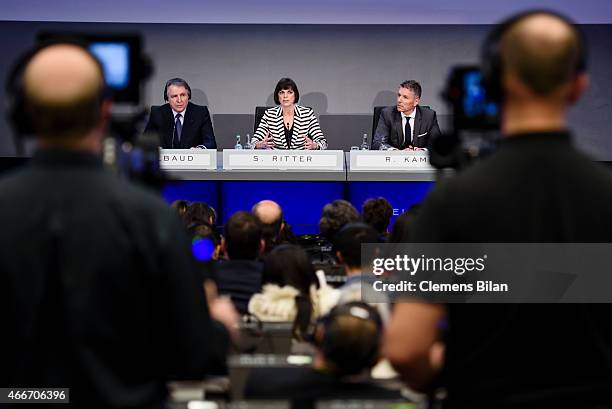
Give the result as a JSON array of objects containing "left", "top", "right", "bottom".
[{"left": 253, "top": 78, "right": 327, "bottom": 150}]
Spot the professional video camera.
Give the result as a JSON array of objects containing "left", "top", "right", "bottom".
[
  {"left": 429, "top": 66, "right": 502, "bottom": 170},
  {"left": 38, "top": 32, "right": 158, "bottom": 184},
  {"left": 15, "top": 32, "right": 158, "bottom": 185}
]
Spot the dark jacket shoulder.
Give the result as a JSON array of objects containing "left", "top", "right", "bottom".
[
  {"left": 186, "top": 101, "right": 208, "bottom": 114},
  {"left": 417, "top": 104, "right": 437, "bottom": 119},
  {"left": 381, "top": 105, "right": 399, "bottom": 118}
]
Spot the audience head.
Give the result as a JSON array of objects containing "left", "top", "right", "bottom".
[
  {"left": 388, "top": 205, "right": 421, "bottom": 243},
  {"left": 319, "top": 200, "right": 359, "bottom": 241},
  {"left": 362, "top": 197, "right": 393, "bottom": 235},
  {"left": 170, "top": 199, "right": 190, "bottom": 221},
  {"left": 334, "top": 222, "right": 380, "bottom": 271},
  {"left": 263, "top": 244, "right": 318, "bottom": 339},
  {"left": 223, "top": 211, "right": 263, "bottom": 260},
  {"left": 20, "top": 43, "right": 109, "bottom": 146},
  {"left": 252, "top": 200, "right": 284, "bottom": 251},
  {"left": 313, "top": 302, "right": 383, "bottom": 376},
  {"left": 263, "top": 244, "right": 317, "bottom": 289},
  {"left": 185, "top": 202, "right": 217, "bottom": 229}
]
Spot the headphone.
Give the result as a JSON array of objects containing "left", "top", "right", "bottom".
[
  {"left": 5, "top": 39, "right": 108, "bottom": 140},
  {"left": 163, "top": 78, "right": 192, "bottom": 102},
  {"left": 311, "top": 302, "right": 383, "bottom": 375},
  {"left": 481, "top": 9, "right": 587, "bottom": 104}
]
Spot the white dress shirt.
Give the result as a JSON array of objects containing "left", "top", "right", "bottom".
[{"left": 171, "top": 107, "right": 186, "bottom": 125}]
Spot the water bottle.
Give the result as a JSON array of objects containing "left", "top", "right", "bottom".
[
  {"left": 234, "top": 134, "right": 243, "bottom": 150},
  {"left": 245, "top": 133, "right": 252, "bottom": 149},
  {"left": 360, "top": 133, "right": 370, "bottom": 150}
]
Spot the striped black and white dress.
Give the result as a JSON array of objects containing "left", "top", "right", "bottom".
[{"left": 252, "top": 105, "right": 328, "bottom": 150}]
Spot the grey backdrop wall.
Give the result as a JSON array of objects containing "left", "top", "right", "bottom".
[{"left": 1, "top": 22, "right": 611, "bottom": 158}]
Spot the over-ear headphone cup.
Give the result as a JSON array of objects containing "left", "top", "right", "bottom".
[
  {"left": 6, "top": 39, "right": 109, "bottom": 140},
  {"left": 480, "top": 20, "right": 507, "bottom": 104},
  {"left": 6, "top": 46, "right": 43, "bottom": 137}
]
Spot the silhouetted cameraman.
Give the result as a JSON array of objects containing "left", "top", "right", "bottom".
[
  {"left": 0, "top": 42, "right": 235, "bottom": 408},
  {"left": 385, "top": 11, "right": 612, "bottom": 408}
]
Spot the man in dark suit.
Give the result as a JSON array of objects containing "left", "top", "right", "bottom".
[
  {"left": 372, "top": 80, "right": 441, "bottom": 150},
  {"left": 144, "top": 77, "right": 217, "bottom": 149}
]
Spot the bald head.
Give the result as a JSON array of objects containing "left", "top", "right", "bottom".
[
  {"left": 501, "top": 13, "right": 583, "bottom": 96},
  {"left": 252, "top": 200, "right": 284, "bottom": 249},
  {"left": 252, "top": 200, "right": 283, "bottom": 224},
  {"left": 22, "top": 43, "right": 106, "bottom": 140}
]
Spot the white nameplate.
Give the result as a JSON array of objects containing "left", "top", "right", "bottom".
[
  {"left": 159, "top": 149, "right": 217, "bottom": 170},
  {"left": 350, "top": 150, "right": 433, "bottom": 171},
  {"left": 223, "top": 149, "right": 344, "bottom": 171}
]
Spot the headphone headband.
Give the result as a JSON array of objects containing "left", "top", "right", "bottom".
[
  {"left": 5, "top": 39, "right": 108, "bottom": 140},
  {"left": 481, "top": 9, "right": 587, "bottom": 102},
  {"left": 313, "top": 302, "right": 383, "bottom": 375}
]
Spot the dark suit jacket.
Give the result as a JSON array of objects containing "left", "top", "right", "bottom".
[
  {"left": 372, "top": 105, "right": 441, "bottom": 150},
  {"left": 144, "top": 101, "right": 217, "bottom": 149}
]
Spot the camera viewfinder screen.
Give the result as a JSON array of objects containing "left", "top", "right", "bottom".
[
  {"left": 89, "top": 42, "right": 130, "bottom": 89},
  {"left": 463, "top": 70, "right": 498, "bottom": 119}
]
